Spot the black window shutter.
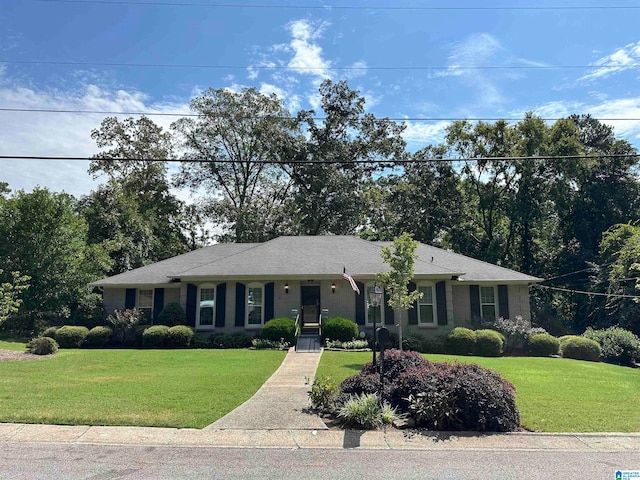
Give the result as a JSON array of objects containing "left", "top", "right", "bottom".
[
  {"left": 186, "top": 284, "right": 197, "bottom": 327},
  {"left": 384, "top": 291, "right": 394, "bottom": 325},
  {"left": 235, "top": 283, "right": 246, "bottom": 327},
  {"left": 153, "top": 288, "right": 164, "bottom": 323},
  {"left": 125, "top": 288, "right": 136, "bottom": 310},
  {"left": 470, "top": 285, "right": 480, "bottom": 321},
  {"left": 436, "top": 281, "right": 447, "bottom": 325},
  {"left": 265, "top": 282, "right": 274, "bottom": 322},
  {"left": 355, "top": 281, "right": 365, "bottom": 325},
  {"left": 407, "top": 281, "right": 418, "bottom": 325},
  {"left": 215, "top": 283, "right": 226, "bottom": 327},
  {"left": 498, "top": 285, "right": 510, "bottom": 319}
]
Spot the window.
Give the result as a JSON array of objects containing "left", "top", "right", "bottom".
[
  {"left": 417, "top": 284, "right": 436, "bottom": 325},
  {"left": 246, "top": 283, "right": 264, "bottom": 327},
  {"left": 480, "top": 286, "right": 497, "bottom": 320},
  {"left": 137, "top": 289, "right": 153, "bottom": 320},
  {"left": 365, "top": 283, "right": 385, "bottom": 326},
  {"left": 197, "top": 284, "right": 216, "bottom": 328}
]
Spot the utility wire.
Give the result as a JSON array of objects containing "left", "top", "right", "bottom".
[
  {"left": 1, "top": 153, "right": 638, "bottom": 164},
  {"left": 31, "top": 0, "right": 640, "bottom": 10},
  {"left": 2, "top": 59, "right": 639, "bottom": 71},
  {"left": 535, "top": 284, "right": 640, "bottom": 300},
  {"left": 3, "top": 107, "right": 640, "bottom": 123}
]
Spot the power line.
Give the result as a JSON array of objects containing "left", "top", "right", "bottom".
[
  {"left": 2, "top": 59, "right": 639, "bottom": 71},
  {"left": 1, "top": 153, "right": 638, "bottom": 164},
  {"left": 535, "top": 284, "right": 640, "bottom": 300},
  {"left": 2, "top": 107, "right": 640, "bottom": 123},
  {"left": 31, "top": 0, "right": 640, "bottom": 10}
]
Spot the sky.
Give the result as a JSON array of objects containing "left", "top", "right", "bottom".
[{"left": 1, "top": 0, "right": 640, "bottom": 198}]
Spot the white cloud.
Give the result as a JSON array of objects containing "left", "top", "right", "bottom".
[
  {"left": 577, "top": 40, "right": 640, "bottom": 83},
  {"left": 401, "top": 120, "right": 450, "bottom": 147},
  {"left": 286, "top": 19, "right": 332, "bottom": 80}
]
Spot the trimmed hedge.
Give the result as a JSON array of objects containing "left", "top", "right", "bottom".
[
  {"left": 156, "top": 302, "right": 187, "bottom": 327},
  {"left": 142, "top": 325, "right": 170, "bottom": 348},
  {"left": 474, "top": 329, "right": 504, "bottom": 357},
  {"left": 262, "top": 317, "right": 297, "bottom": 345},
  {"left": 527, "top": 333, "right": 560, "bottom": 357},
  {"left": 582, "top": 326, "right": 640, "bottom": 366},
  {"left": 55, "top": 326, "right": 90, "bottom": 348},
  {"left": 446, "top": 327, "right": 476, "bottom": 355},
  {"left": 26, "top": 336, "right": 58, "bottom": 355},
  {"left": 41, "top": 326, "right": 59, "bottom": 338},
  {"left": 560, "top": 335, "right": 601, "bottom": 362},
  {"left": 167, "top": 325, "right": 194, "bottom": 348},
  {"left": 83, "top": 326, "right": 113, "bottom": 348},
  {"left": 323, "top": 317, "right": 359, "bottom": 342}
]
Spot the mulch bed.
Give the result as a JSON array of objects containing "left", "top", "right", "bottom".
[{"left": 0, "top": 349, "right": 53, "bottom": 362}]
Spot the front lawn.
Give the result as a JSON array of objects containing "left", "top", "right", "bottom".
[
  {"left": 0, "top": 346, "right": 285, "bottom": 428},
  {"left": 316, "top": 351, "right": 640, "bottom": 432}
]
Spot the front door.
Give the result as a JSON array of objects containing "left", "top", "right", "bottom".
[{"left": 300, "top": 285, "right": 321, "bottom": 325}]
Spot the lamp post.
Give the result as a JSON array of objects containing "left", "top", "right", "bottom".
[{"left": 369, "top": 284, "right": 383, "bottom": 367}]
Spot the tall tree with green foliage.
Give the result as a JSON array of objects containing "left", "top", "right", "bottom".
[
  {"left": 0, "top": 270, "right": 30, "bottom": 324},
  {"left": 376, "top": 233, "right": 423, "bottom": 350}
]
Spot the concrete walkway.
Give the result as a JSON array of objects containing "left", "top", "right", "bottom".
[{"left": 206, "top": 347, "right": 327, "bottom": 431}]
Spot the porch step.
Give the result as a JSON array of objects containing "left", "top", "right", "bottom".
[
  {"left": 296, "top": 335, "right": 322, "bottom": 353},
  {"left": 301, "top": 326, "right": 321, "bottom": 335}
]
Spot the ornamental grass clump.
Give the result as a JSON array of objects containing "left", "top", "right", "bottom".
[{"left": 337, "top": 393, "right": 398, "bottom": 430}]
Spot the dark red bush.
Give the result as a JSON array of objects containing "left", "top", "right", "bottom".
[{"left": 360, "top": 349, "right": 430, "bottom": 381}]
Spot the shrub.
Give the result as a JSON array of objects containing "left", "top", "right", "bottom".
[
  {"left": 527, "top": 333, "right": 560, "bottom": 357},
  {"left": 106, "top": 309, "right": 145, "bottom": 346},
  {"left": 251, "top": 338, "right": 289, "bottom": 350},
  {"left": 41, "top": 326, "right": 59, "bottom": 338},
  {"left": 407, "top": 389, "right": 459, "bottom": 430},
  {"left": 70, "top": 293, "right": 106, "bottom": 328},
  {"left": 141, "top": 325, "right": 170, "bottom": 348},
  {"left": 83, "top": 326, "right": 113, "bottom": 348},
  {"left": 156, "top": 302, "right": 187, "bottom": 327},
  {"left": 26, "top": 336, "right": 58, "bottom": 355},
  {"left": 191, "top": 333, "right": 211, "bottom": 349},
  {"left": 54, "top": 326, "right": 89, "bottom": 348},
  {"left": 446, "top": 327, "right": 476, "bottom": 355},
  {"left": 560, "top": 335, "right": 601, "bottom": 362},
  {"left": 582, "top": 326, "right": 640, "bottom": 366},
  {"left": 323, "top": 317, "right": 359, "bottom": 342},
  {"left": 261, "top": 317, "right": 297, "bottom": 345},
  {"left": 490, "top": 315, "right": 547, "bottom": 353},
  {"left": 124, "top": 324, "right": 148, "bottom": 348},
  {"left": 324, "top": 339, "right": 369, "bottom": 350},
  {"left": 337, "top": 393, "right": 397, "bottom": 430},
  {"left": 403, "top": 335, "right": 425, "bottom": 352},
  {"left": 422, "top": 335, "right": 447, "bottom": 354},
  {"left": 360, "top": 349, "right": 430, "bottom": 381},
  {"left": 308, "top": 376, "right": 339, "bottom": 412},
  {"left": 474, "top": 329, "right": 504, "bottom": 357},
  {"left": 167, "top": 325, "right": 194, "bottom": 348},
  {"left": 209, "top": 332, "right": 253, "bottom": 349}
]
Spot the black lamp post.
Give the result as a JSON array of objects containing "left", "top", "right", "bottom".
[{"left": 369, "top": 284, "right": 383, "bottom": 366}]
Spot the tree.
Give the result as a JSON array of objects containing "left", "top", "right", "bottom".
[
  {"left": 286, "top": 80, "right": 406, "bottom": 235},
  {"left": 172, "top": 87, "right": 300, "bottom": 242},
  {"left": 376, "top": 233, "right": 423, "bottom": 350},
  {"left": 0, "top": 188, "right": 111, "bottom": 317},
  {"left": 0, "top": 270, "right": 30, "bottom": 324}
]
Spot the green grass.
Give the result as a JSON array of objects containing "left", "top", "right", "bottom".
[
  {"left": 0, "top": 345, "right": 286, "bottom": 428},
  {"left": 0, "top": 337, "right": 31, "bottom": 351},
  {"left": 316, "top": 351, "right": 640, "bottom": 433}
]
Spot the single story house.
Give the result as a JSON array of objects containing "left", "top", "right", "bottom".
[{"left": 92, "top": 236, "right": 542, "bottom": 337}]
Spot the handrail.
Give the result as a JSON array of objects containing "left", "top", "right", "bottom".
[{"left": 318, "top": 311, "right": 323, "bottom": 338}]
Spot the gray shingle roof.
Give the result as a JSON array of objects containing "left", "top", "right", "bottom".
[{"left": 92, "top": 236, "right": 541, "bottom": 286}]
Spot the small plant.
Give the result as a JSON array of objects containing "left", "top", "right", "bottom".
[
  {"left": 251, "top": 338, "right": 290, "bottom": 350},
  {"left": 323, "top": 317, "right": 359, "bottom": 342},
  {"left": 308, "top": 376, "right": 339, "bottom": 412},
  {"left": 474, "top": 329, "right": 504, "bottom": 357},
  {"left": 83, "top": 326, "right": 113, "bottom": 348},
  {"left": 582, "top": 326, "right": 640, "bottom": 366},
  {"left": 337, "top": 393, "right": 398, "bottom": 430},
  {"left": 527, "top": 333, "right": 560, "bottom": 357},
  {"left": 156, "top": 302, "right": 187, "bottom": 327},
  {"left": 560, "top": 335, "right": 601, "bottom": 362},
  {"left": 142, "top": 325, "right": 170, "bottom": 348},
  {"left": 106, "top": 309, "right": 145, "bottom": 346},
  {"left": 446, "top": 327, "right": 476, "bottom": 355},
  {"left": 167, "top": 325, "right": 194, "bottom": 348},
  {"left": 325, "top": 339, "right": 369, "bottom": 350},
  {"left": 54, "top": 326, "right": 90, "bottom": 348},
  {"left": 407, "top": 390, "right": 459, "bottom": 430},
  {"left": 26, "top": 336, "right": 58, "bottom": 355},
  {"left": 261, "top": 317, "right": 297, "bottom": 345}
]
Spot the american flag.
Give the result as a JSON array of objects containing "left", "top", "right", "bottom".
[{"left": 342, "top": 271, "right": 360, "bottom": 295}]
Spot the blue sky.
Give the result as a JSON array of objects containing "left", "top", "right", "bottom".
[{"left": 1, "top": 0, "right": 640, "bottom": 197}]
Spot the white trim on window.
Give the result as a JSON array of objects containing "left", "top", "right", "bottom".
[
  {"left": 197, "top": 283, "right": 216, "bottom": 330},
  {"left": 479, "top": 285, "right": 498, "bottom": 321},
  {"left": 365, "top": 282, "right": 385, "bottom": 326},
  {"left": 246, "top": 283, "right": 264, "bottom": 328},
  {"left": 137, "top": 289, "right": 153, "bottom": 322},
  {"left": 417, "top": 282, "right": 437, "bottom": 326}
]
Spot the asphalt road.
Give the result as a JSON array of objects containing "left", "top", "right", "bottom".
[{"left": 0, "top": 443, "right": 637, "bottom": 480}]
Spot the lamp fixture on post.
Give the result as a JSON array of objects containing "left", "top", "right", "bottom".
[
  {"left": 331, "top": 282, "right": 336, "bottom": 294},
  {"left": 369, "top": 284, "right": 383, "bottom": 366},
  {"left": 284, "top": 283, "right": 289, "bottom": 294}
]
